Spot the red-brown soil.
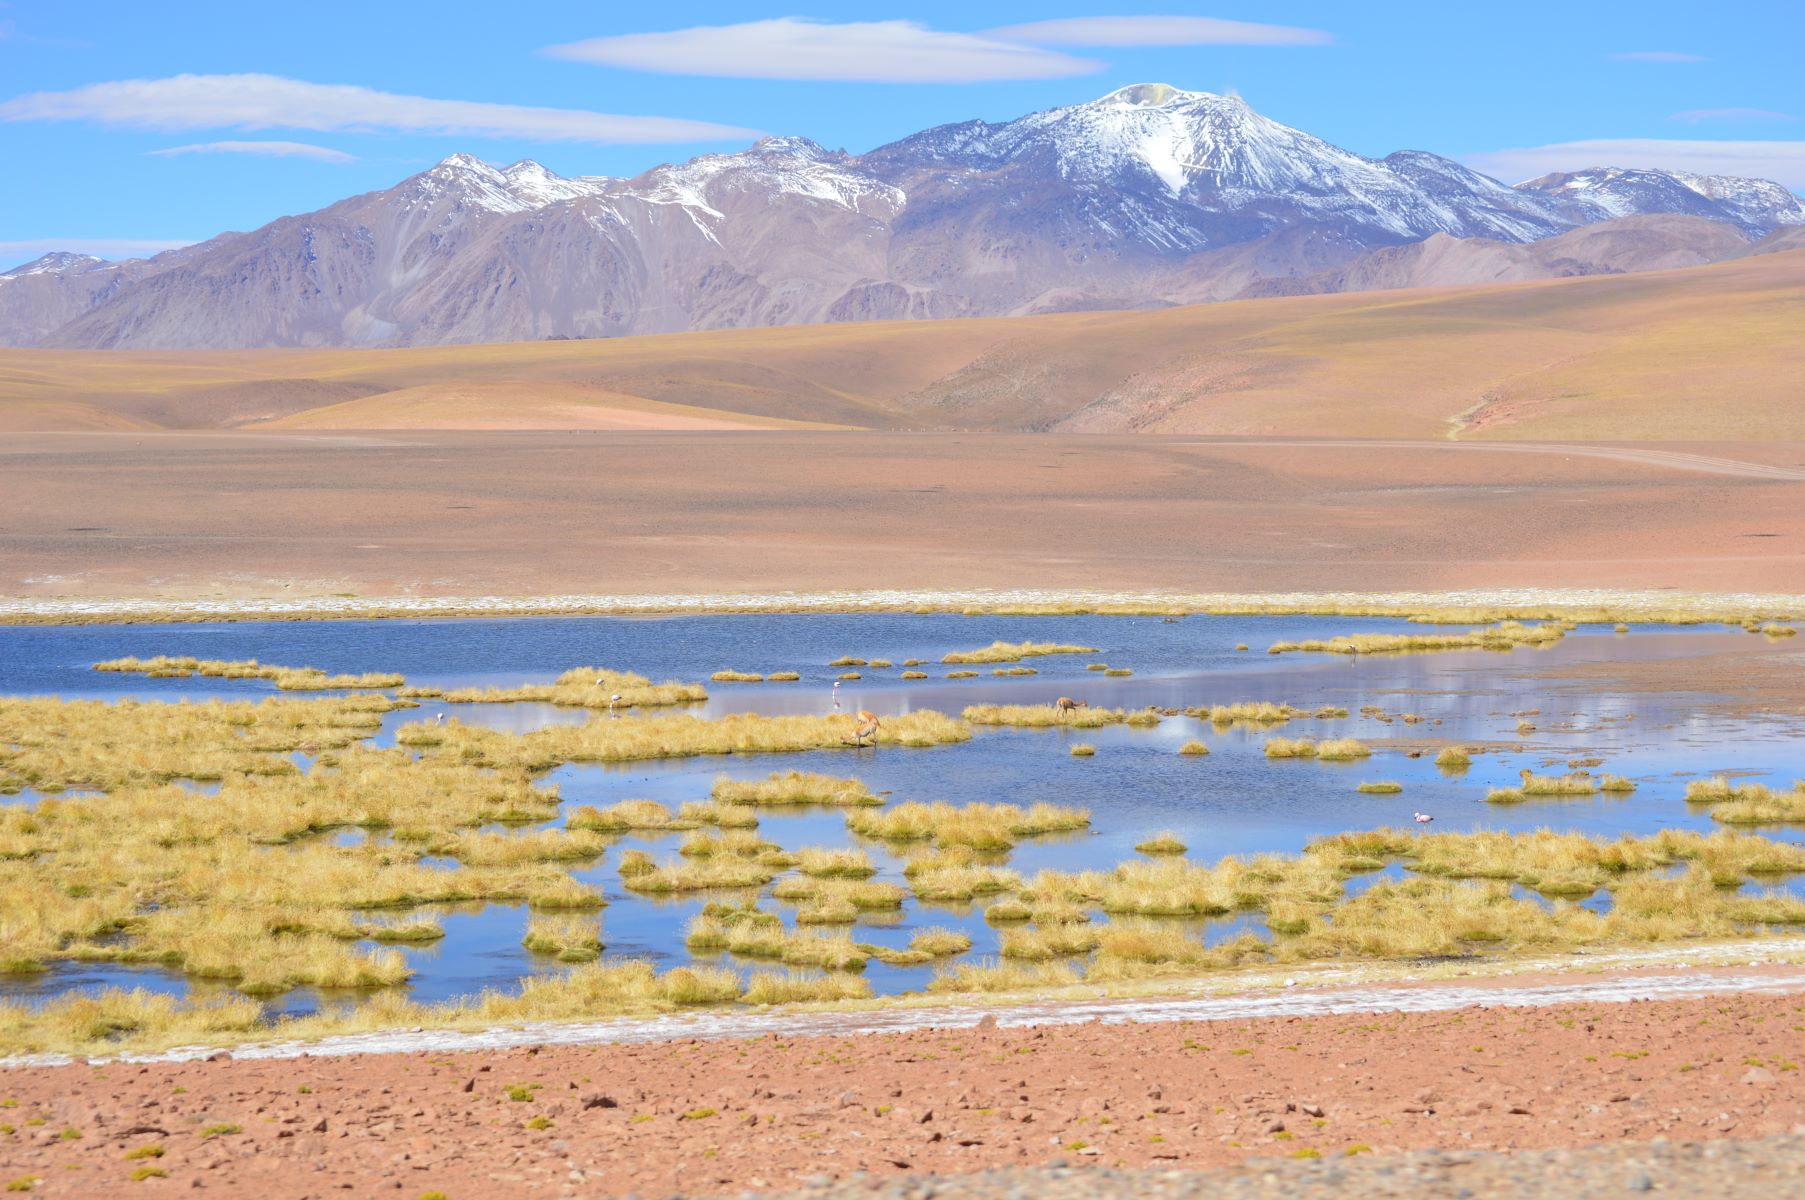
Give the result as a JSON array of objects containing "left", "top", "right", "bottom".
[
  {"left": 4, "top": 984, "right": 1803, "bottom": 1196},
  {"left": 4, "top": 432, "right": 1804, "bottom": 603}
]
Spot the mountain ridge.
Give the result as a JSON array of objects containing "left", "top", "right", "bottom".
[{"left": 5, "top": 84, "right": 1801, "bottom": 349}]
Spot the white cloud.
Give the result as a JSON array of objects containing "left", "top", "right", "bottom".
[
  {"left": 1465, "top": 139, "right": 1805, "bottom": 189},
  {"left": 147, "top": 139, "right": 356, "bottom": 163},
  {"left": 1670, "top": 107, "right": 1795, "bottom": 125},
  {"left": 0, "top": 73, "right": 759, "bottom": 144},
  {"left": 543, "top": 18, "right": 1099, "bottom": 82},
  {"left": 989, "top": 16, "right": 1331, "bottom": 47},
  {"left": 0, "top": 238, "right": 192, "bottom": 264},
  {"left": 1610, "top": 51, "right": 1707, "bottom": 63}
]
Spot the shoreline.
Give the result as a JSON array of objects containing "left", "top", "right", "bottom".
[
  {"left": 4, "top": 586, "right": 1804, "bottom": 626},
  {"left": 9, "top": 935, "right": 1804, "bottom": 1069}
]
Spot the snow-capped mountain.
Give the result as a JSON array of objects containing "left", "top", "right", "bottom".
[
  {"left": 5, "top": 84, "right": 1800, "bottom": 349},
  {"left": 1518, "top": 167, "right": 1805, "bottom": 232}
]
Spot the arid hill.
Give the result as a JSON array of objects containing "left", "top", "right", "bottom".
[{"left": 3, "top": 246, "right": 1800, "bottom": 441}]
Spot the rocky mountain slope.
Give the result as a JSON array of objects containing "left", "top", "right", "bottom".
[{"left": 5, "top": 84, "right": 1801, "bottom": 349}]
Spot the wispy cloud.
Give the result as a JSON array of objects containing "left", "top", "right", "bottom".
[
  {"left": 0, "top": 73, "right": 759, "bottom": 144},
  {"left": 543, "top": 18, "right": 1099, "bottom": 82},
  {"left": 1611, "top": 51, "right": 1707, "bottom": 63},
  {"left": 1670, "top": 107, "right": 1794, "bottom": 125},
  {"left": 0, "top": 237, "right": 192, "bottom": 265},
  {"left": 1466, "top": 139, "right": 1805, "bottom": 188},
  {"left": 147, "top": 139, "right": 356, "bottom": 163},
  {"left": 989, "top": 16, "right": 1331, "bottom": 47}
]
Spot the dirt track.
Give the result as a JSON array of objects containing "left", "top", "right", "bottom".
[
  {"left": 3, "top": 981, "right": 1803, "bottom": 1196},
  {"left": 4, "top": 432, "right": 1803, "bottom": 604}
]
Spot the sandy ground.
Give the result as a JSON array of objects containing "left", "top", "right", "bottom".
[
  {"left": 3, "top": 977, "right": 1804, "bottom": 1196},
  {"left": 4, "top": 431, "right": 1804, "bottom": 604}
]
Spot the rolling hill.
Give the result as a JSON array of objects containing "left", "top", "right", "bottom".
[{"left": 1, "top": 245, "right": 1800, "bottom": 441}]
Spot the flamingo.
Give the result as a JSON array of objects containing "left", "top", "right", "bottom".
[
  {"left": 832, "top": 680, "right": 841, "bottom": 711},
  {"left": 1054, "top": 696, "right": 1087, "bottom": 718},
  {"left": 850, "top": 709, "right": 881, "bottom": 747},
  {"left": 1414, "top": 812, "right": 1434, "bottom": 825},
  {"left": 608, "top": 693, "right": 623, "bottom": 713},
  {"left": 435, "top": 712, "right": 446, "bottom": 725}
]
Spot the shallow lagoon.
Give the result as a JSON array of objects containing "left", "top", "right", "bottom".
[{"left": 3, "top": 612, "right": 1802, "bottom": 1015}]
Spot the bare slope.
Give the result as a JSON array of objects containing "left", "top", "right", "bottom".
[{"left": 1, "top": 248, "right": 1800, "bottom": 440}]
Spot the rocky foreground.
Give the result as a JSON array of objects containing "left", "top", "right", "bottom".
[{"left": 2, "top": 983, "right": 1803, "bottom": 1196}]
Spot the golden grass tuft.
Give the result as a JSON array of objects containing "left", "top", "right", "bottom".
[
  {"left": 1178, "top": 740, "right": 1210, "bottom": 756},
  {"left": 521, "top": 915, "right": 603, "bottom": 962},
  {"left": 1264, "top": 737, "right": 1318, "bottom": 759},
  {"left": 1355, "top": 781, "right": 1403, "bottom": 794},
  {"left": 942, "top": 641, "right": 1099, "bottom": 665},
  {"left": 962, "top": 704, "right": 1127, "bottom": 729},
  {"left": 1069, "top": 743, "right": 1096, "bottom": 757},
  {"left": 711, "top": 770, "right": 880, "bottom": 808},
  {"left": 710, "top": 670, "right": 764, "bottom": 683},
  {"left": 1134, "top": 832, "right": 1188, "bottom": 856},
  {"left": 1268, "top": 621, "right": 1570, "bottom": 657},
  {"left": 1434, "top": 746, "right": 1472, "bottom": 770},
  {"left": 908, "top": 928, "right": 973, "bottom": 957},
  {"left": 741, "top": 972, "right": 872, "bottom": 1005},
  {"left": 846, "top": 800, "right": 1089, "bottom": 850},
  {"left": 927, "top": 958, "right": 1081, "bottom": 994}
]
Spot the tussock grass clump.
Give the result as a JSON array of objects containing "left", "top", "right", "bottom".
[
  {"left": 1264, "top": 737, "right": 1318, "bottom": 760},
  {"left": 942, "top": 641, "right": 1099, "bottom": 665},
  {"left": 1178, "top": 740, "right": 1210, "bottom": 756},
  {"left": 828, "top": 657, "right": 867, "bottom": 667},
  {"left": 710, "top": 670, "right": 764, "bottom": 683},
  {"left": 1135, "top": 832, "right": 1188, "bottom": 855},
  {"left": 1355, "top": 782, "right": 1402, "bottom": 794},
  {"left": 946, "top": 670, "right": 979, "bottom": 679},
  {"left": 771, "top": 876, "right": 906, "bottom": 911},
  {"left": 1758, "top": 623, "right": 1797, "bottom": 638},
  {"left": 909, "top": 928, "right": 972, "bottom": 957},
  {"left": 767, "top": 671, "right": 801, "bottom": 682},
  {"left": 928, "top": 958, "right": 1081, "bottom": 994},
  {"left": 1686, "top": 779, "right": 1805, "bottom": 825},
  {"left": 1103, "top": 668, "right": 1133, "bottom": 677},
  {"left": 1069, "top": 743, "right": 1096, "bottom": 757},
  {"left": 846, "top": 801, "right": 1090, "bottom": 850},
  {"left": 1268, "top": 621, "right": 1570, "bottom": 657},
  {"left": 522, "top": 916, "right": 603, "bottom": 962},
  {"left": 1197, "top": 701, "right": 1299, "bottom": 726},
  {"left": 1519, "top": 771, "right": 1599, "bottom": 796},
  {"left": 901, "top": 671, "right": 928, "bottom": 680},
  {"left": 621, "top": 856, "right": 779, "bottom": 894},
  {"left": 998, "top": 924, "right": 1100, "bottom": 960},
  {"left": 741, "top": 972, "right": 871, "bottom": 1006},
  {"left": 1599, "top": 775, "right": 1637, "bottom": 793},
  {"left": 962, "top": 704, "right": 1126, "bottom": 729},
  {"left": 678, "top": 831, "right": 795, "bottom": 867},
  {"left": 1092, "top": 923, "right": 1212, "bottom": 966},
  {"left": 992, "top": 667, "right": 1038, "bottom": 677},
  {"left": 1316, "top": 739, "right": 1372, "bottom": 761},
  {"left": 1434, "top": 746, "right": 1472, "bottom": 770},
  {"left": 1485, "top": 788, "right": 1527, "bottom": 804},
  {"left": 711, "top": 771, "right": 880, "bottom": 808},
  {"left": 903, "top": 850, "right": 1021, "bottom": 902},
  {"left": 94, "top": 657, "right": 405, "bottom": 691},
  {"left": 432, "top": 709, "right": 970, "bottom": 773},
  {"left": 795, "top": 848, "right": 877, "bottom": 879},
  {"left": 869, "top": 660, "right": 894, "bottom": 669},
  {"left": 442, "top": 667, "right": 706, "bottom": 710},
  {"left": 837, "top": 672, "right": 862, "bottom": 680},
  {"left": 984, "top": 899, "right": 1032, "bottom": 923},
  {"left": 567, "top": 799, "right": 691, "bottom": 833}
]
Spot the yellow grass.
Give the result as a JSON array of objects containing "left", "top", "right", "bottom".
[
  {"left": 1069, "top": 743, "right": 1096, "bottom": 757},
  {"left": 1179, "top": 740, "right": 1210, "bottom": 756},
  {"left": 710, "top": 770, "right": 880, "bottom": 808},
  {"left": 961, "top": 704, "right": 1128, "bottom": 728},
  {"left": 1268, "top": 622, "right": 1570, "bottom": 657},
  {"left": 942, "top": 641, "right": 1098, "bottom": 664},
  {"left": 846, "top": 800, "right": 1090, "bottom": 850},
  {"left": 522, "top": 915, "right": 603, "bottom": 963},
  {"left": 1435, "top": 746, "right": 1472, "bottom": 770},
  {"left": 1135, "top": 832, "right": 1188, "bottom": 855},
  {"left": 741, "top": 972, "right": 872, "bottom": 1005},
  {"left": 710, "top": 670, "right": 764, "bottom": 683},
  {"left": 94, "top": 657, "right": 404, "bottom": 691},
  {"left": 1356, "top": 782, "right": 1403, "bottom": 794}
]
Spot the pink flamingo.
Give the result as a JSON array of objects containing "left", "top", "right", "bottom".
[{"left": 1414, "top": 812, "right": 1434, "bottom": 825}]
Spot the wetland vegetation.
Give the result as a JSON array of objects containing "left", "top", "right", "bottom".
[{"left": 3, "top": 611, "right": 1805, "bottom": 1057}]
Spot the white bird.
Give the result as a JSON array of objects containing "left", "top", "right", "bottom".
[
  {"left": 609, "top": 693, "right": 623, "bottom": 713},
  {"left": 1413, "top": 812, "right": 1434, "bottom": 824},
  {"left": 435, "top": 712, "right": 445, "bottom": 725},
  {"left": 832, "top": 680, "right": 841, "bottom": 711}
]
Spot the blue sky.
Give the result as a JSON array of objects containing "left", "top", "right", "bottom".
[{"left": 2, "top": 1, "right": 1800, "bottom": 263}]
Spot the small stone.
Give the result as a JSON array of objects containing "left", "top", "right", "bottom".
[{"left": 1627, "top": 1174, "right": 1653, "bottom": 1192}]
